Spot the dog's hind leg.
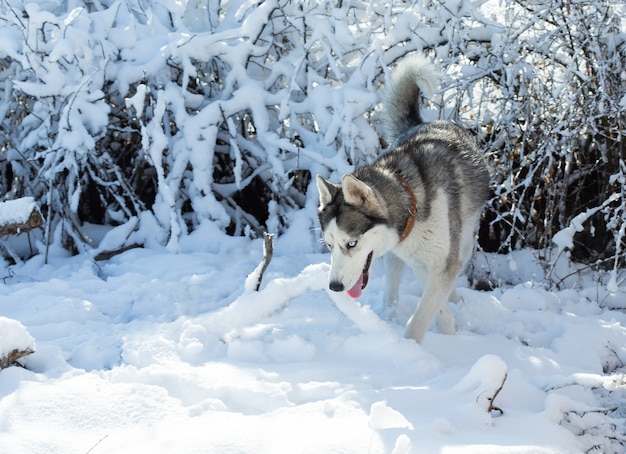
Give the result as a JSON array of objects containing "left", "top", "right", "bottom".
[{"left": 383, "top": 253, "right": 404, "bottom": 321}]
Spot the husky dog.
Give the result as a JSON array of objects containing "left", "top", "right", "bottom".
[{"left": 316, "top": 56, "right": 490, "bottom": 343}]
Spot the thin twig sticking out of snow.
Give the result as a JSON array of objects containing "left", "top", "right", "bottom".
[
  {"left": 254, "top": 232, "right": 274, "bottom": 291},
  {"left": 84, "top": 434, "right": 109, "bottom": 454},
  {"left": 486, "top": 373, "right": 507, "bottom": 415}
]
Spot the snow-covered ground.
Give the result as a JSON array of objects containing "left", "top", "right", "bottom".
[{"left": 0, "top": 228, "right": 625, "bottom": 453}]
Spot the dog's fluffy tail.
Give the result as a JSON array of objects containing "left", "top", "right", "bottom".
[{"left": 381, "top": 55, "right": 439, "bottom": 145}]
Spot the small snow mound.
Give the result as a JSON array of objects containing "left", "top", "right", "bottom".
[
  {"left": 0, "top": 317, "right": 36, "bottom": 368},
  {"left": 454, "top": 354, "right": 508, "bottom": 411},
  {"left": 391, "top": 434, "right": 413, "bottom": 454},
  {"left": 432, "top": 417, "right": 455, "bottom": 434},
  {"left": 369, "top": 400, "right": 414, "bottom": 430},
  {"left": 94, "top": 217, "right": 139, "bottom": 253}
]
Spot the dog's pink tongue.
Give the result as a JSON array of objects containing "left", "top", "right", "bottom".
[{"left": 346, "top": 274, "right": 363, "bottom": 299}]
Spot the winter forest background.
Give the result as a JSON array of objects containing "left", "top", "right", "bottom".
[{"left": 0, "top": 0, "right": 625, "bottom": 286}]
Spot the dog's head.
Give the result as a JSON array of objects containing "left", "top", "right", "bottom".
[{"left": 316, "top": 174, "right": 395, "bottom": 298}]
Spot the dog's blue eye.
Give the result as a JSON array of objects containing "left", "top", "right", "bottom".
[{"left": 347, "top": 240, "right": 357, "bottom": 249}]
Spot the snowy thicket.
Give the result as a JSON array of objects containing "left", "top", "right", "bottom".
[
  {"left": 464, "top": 1, "right": 626, "bottom": 277},
  {"left": 0, "top": 0, "right": 625, "bottom": 274}
]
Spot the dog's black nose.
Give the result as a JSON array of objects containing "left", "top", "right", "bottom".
[{"left": 329, "top": 281, "right": 344, "bottom": 292}]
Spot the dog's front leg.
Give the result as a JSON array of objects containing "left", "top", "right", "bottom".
[
  {"left": 383, "top": 253, "right": 403, "bottom": 321},
  {"left": 404, "top": 269, "right": 457, "bottom": 343},
  {"left": 436, "top": 301, "right": 455, "bottom": 335}
]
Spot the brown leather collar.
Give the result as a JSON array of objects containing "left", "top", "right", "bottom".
[{"left": 395, "top": 174, "right": 417, "bottom": 242}]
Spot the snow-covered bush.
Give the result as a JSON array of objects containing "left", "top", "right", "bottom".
[
  {"left": 0, "top": 0, "right": 624, "bottom": 278},
  {"left": 0, "top": 0, "right": 389, "bottom": 253},
  {"left": 456, "top": 1, "right": 626, "bottom": 275}
]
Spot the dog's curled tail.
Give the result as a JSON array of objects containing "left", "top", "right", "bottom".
[{"left": 381, "top": 55, "right": 439, "bottom": 145}]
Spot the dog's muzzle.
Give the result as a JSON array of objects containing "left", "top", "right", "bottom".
[{"left": 329, "top": 251, "right": 373, "bottom": 299}]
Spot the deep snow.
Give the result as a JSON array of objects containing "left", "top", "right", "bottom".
[{"left": 0, "top": 228, "right": 625, "bottom": 453}]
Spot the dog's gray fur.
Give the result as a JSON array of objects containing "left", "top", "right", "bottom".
[{"left": 316, "top": 55, "right": 490, "bottom": 343}]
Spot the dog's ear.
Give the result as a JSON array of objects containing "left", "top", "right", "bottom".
[
  {"left": 316, "top": 175, "right": 339, "bottom": 208},
  {"left": 341, "top": 174, "right": 376, "bottom": 208},
  {"left": 341, "top": 174, "right": 388, "bottom": 217}
]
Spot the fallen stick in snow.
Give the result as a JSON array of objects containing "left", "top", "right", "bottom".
[
  {"left": 0, "top": 198, "right": 44, "bottom": 237},
  {"left": 211, "top": 262, "right": 399, "bottom": 344},
  {"left": 211, "top": 263, "right": 328, "bottom": 341},
  {"left": 0, "top": 347, "right": 35, "bottom": 370},
  {"left": 94, "top": 243, "right": 143, "bottom": 261},
  {"left": 0, "top": 317, "right": 35, "bottom": 369}
]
